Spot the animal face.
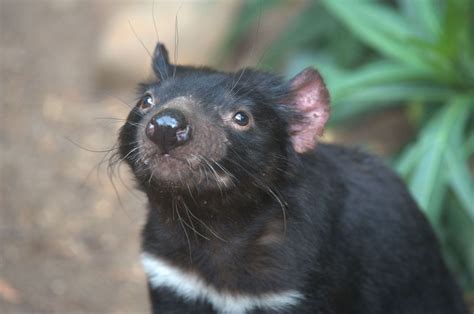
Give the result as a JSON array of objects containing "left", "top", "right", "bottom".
[{"left": 118, "top": 43, "right": 329, "bottom": 195}]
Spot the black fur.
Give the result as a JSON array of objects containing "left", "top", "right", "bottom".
[{"left": 117, "top": 43, "right": 468, "bottom": 313}]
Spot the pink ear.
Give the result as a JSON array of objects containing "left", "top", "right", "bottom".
[{"left": 288, "top": 68, "right": 330, "bottom": 154}]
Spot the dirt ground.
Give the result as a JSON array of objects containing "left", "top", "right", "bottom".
[
  {"left": 1, "top": 1, "right": 472, "bottom": 313},
  {"left": 0, "top": 1, "right": 238, "bottom": 312},
  {"left": 1, "top": 1, "right": 143, "bottom": 313}
]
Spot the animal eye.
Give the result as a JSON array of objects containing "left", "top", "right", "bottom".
[
  {"left": 137, "top": 94, "right": 155, "bottom": 111},
  {"left": 232, "top": 111, "right": 250, "bottom": 126}
]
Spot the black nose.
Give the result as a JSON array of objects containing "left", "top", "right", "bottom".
[{"left": 145, "top": 109, "right": 191, "bottom": 153}]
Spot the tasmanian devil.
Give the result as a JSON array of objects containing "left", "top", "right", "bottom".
[{"left": 116, "top": 43, "right": 468, "bottom": 313}]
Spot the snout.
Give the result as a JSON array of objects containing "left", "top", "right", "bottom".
[{"left": 145, "top": 109, "right": 192, "bottom": 154}]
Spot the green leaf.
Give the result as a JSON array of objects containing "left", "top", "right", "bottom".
[
  {"left": 216, "top": 0, "right": 285, "bottom": 64},
  {"left": 437, "top": 0, "right": 471, "bottom": 58},
  {"left": 322, "top": 0, "right": 431, "bottom": 70},
  {"left": 328, "top": 61, "right": 432, "bottom": 98},
  {"left": 466, "top": 130, "right": 474, "bottom": 156},
  {"left": 260, "top": 2, "right": 332, "bottom": 68},
  {"left": 428, "top": 170, "right": 448, "bottom": 228},
  {"left": 443, "top": 198, "right": 474, "bottom": 290},
  {"left": 446, "top": 148, "right": 474, "bottom": 221},
  {"left": 399, "top": 0, "right": 441, "bottom": 37},
  {"left": 329, "top": 84, "right": 454, "bottom": 123},
  {"left": 395, "top": 144, "right": 422, "bottom": 177},
  {"left": 408, "top": 97, "right": 471, "bottom": 221},
  {"left": 335, "top": 83, "right": 454, "bottom": 104},
  {"left": 436, "top": 0, "right": 474, "bottom": 85},
  {"left": 442, "top": 97, "right": 474, "bottom": 221},
  {"left": 264, "top": 2, "right": 372, "bottom": 69}
]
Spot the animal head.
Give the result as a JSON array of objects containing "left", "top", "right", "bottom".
[{"left": 118, "top": 43, "right": 330, "bottom": 196}]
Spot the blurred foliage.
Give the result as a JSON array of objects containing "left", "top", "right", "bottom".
[{"left": 221, "top": 0, "right": 474, "bottom": 290}]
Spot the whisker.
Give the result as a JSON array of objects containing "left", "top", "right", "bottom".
[
  {"left": 106, "top": 160, "right": 135, "bottom": 222},
  {"left": 182, "top": 200, "right": 228, "bottom": 242},
  {"left": 228, "top": 5, "right": 263, "bottom": 96},
  {"left": 212, "top": 160, "right": 237, "bottom": 183},
  {"left": 94, "top": 117, "right": 127, "bottom": 121},
  {"left": 150, "top": 0, "right": 170, "bottom": 80},
  {"left": 128, "top": 19, "right": 153, "bottom": 59},
  {"left": 266, "top": 187, "right": 287, "bottom": 235},
  {"left": 152, "top": 0, "right": 159, "bottom": 41},
  {"left": 78, "top": 143, "right": 117, "bottom": 191},
  {"left": 178, "top": 198, "right": 210, "bottom": 241},
  {"left": 174, "top": 198, "right": 193, "bottom": 262},
  {"left": 223, "top": 151, "right": 289, "bottom": 237},
  {"left": 199, "top": 155, "right": 226, "bottom": 197},
  {"left": 111, "top": 95, "right": 135, "bottom": 110},
  {"left": 65, "top": 136, "right": 118, "bottom": 153},
  {"left": 173, "top": 4, "right": 183, "bottom": 79}
]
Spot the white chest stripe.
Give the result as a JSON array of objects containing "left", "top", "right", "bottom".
[{"left": 141, "top": 252, "right": 304, "bottom": 314}]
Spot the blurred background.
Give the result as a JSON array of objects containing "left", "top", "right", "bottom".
[{"left": 1, "top": 0, "right": 472, "bottom": 313}]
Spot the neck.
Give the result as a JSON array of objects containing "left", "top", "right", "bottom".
[
  {"left": 146, "top": 185, "right": 280, "bottom": 240},
  {"left": 141, "top": 186, "right": 290, "bottom": 294}
]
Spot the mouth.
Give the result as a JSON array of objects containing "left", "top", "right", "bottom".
[
  {"left": 142, "top": 149, "right": 193, "bottom": 170},
  {"left": 136, "top": 145, "right": 234, "bottom": 190},
  {"left": 138, "top": 146, "right": 199, "bottom": 182}
]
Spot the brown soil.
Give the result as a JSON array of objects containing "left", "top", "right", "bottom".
[{"left": 1, "top": 1, "right": 148, "bottom": 313}]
